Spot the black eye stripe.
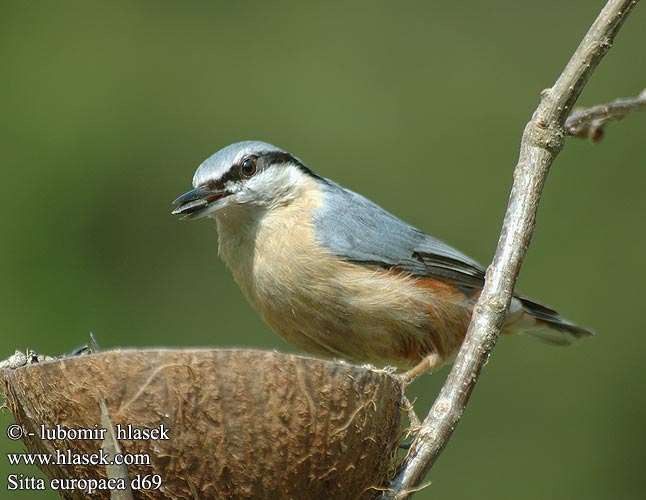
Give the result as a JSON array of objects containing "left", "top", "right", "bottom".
[
  {"left": 213, "top": 157, "right": 256, "bottom": 188},
  {"left": 263, "top": 152, "right": 326, "bottom": 182},
  {"left": 204, "top": 150, "right": 322, "bottom": 190}
]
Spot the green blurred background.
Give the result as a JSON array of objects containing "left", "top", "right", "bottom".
[{"left": 1, "top": 1, "right": 644, "bottom": 498}]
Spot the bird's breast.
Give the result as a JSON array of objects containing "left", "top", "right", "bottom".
[{"left": 214, "top": 184, "right": 471, "bottom": 369}]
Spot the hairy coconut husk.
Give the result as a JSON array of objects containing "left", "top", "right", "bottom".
[{"left": 1, "top": 349, "right": 404, "bottom": 499}]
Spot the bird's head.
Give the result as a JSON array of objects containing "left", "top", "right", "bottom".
[{"left": 172, "top": 141, "right": 316, "bottom": 220}]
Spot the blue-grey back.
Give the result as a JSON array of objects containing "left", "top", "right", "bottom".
[{"left": 312, "top": 180, "right": 486, "bottom": 287}]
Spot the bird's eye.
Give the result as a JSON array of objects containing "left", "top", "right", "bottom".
[{"left": 240, "top": 158, "right": 257, "bottom": 177}]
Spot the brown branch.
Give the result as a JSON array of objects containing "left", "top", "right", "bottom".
[
  {"left": 381, "top": 1, "right": 640, "bottom": 498},
  {"left": 565, "top": 89, "right": 646, "bottom": 142}
]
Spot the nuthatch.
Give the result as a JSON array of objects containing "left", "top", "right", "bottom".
[{"left": 172, "top": 141, "right": 593, "bottom": 377}]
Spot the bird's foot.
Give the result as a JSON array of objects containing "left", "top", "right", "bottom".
[{"left": 401, "top": 353, "right": 443, "bottom": 385}]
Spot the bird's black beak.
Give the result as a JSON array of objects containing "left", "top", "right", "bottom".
[{"left": 172, "top": 186, "right": 230, "bottom": 220}]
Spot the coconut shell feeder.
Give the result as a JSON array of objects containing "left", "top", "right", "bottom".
[{"left": 1, "top": 349, "right": 405, "bottom": 499}]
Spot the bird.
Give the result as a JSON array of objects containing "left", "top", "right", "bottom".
[{"left": 172, "top": 141, "right": 593, "bottom": 379}]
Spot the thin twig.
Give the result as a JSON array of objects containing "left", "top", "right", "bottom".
[
  {"left": 565, "top": 89, "right": 646, "bottom": 142},
  {"left": 381, "top": 1, "right": 640, "bottom": 498}
]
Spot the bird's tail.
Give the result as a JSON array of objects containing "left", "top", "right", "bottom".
[{"left": 503, "top": 295, "right": 595, "bottom": 346}]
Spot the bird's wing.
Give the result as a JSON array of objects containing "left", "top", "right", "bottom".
[
  {"left": 411, "top": 237, "right": 486, "bottom": 287},
  {"left": 313, "top": 181, "right": 486, "bottom": 288}
]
